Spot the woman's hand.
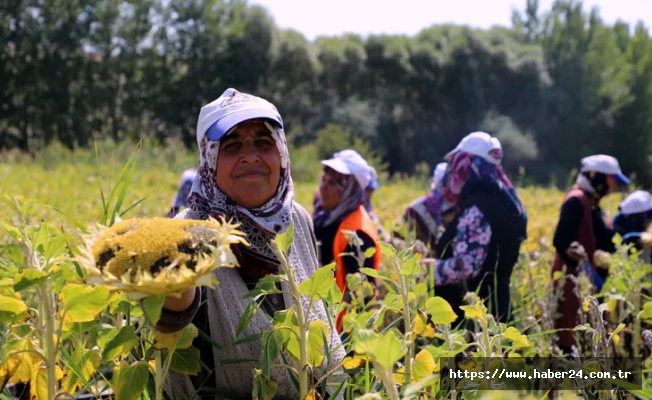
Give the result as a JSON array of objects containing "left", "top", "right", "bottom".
[
  {"left": 413, "top": 240, "right": 429, "bottom": 256},
  {"left": 565, "top": 241, "right": 587, "bottom": 261},
  {"left": 163, "top": 288, "right": 196, "bottom": 312},
  {"left": 641, "top": 232, "right": 652, "bottom": 248},
  {"left": 593, "top": 250, "right": 612, "bottom": 269}
]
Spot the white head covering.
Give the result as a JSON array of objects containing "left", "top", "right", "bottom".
[
  {"left": 184, "top": 89, "right": 294, "bottom": 263},
  {"left": 445, "top": 131, "right": 503, "bottom": 165}
]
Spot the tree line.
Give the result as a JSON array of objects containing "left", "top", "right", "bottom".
[{"left": 1, "top": 0, "right": 652, "bottom": 185}]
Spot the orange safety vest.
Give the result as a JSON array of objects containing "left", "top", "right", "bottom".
[{"left": 332, "top": 205, "right": 381, "bottom": 332}]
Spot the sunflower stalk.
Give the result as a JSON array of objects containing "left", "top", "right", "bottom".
[
  {"left": 21, "top": 227, "right": 58, "bottom": 400},
  {"left": 39, "top": 282, "right": 58, "bottom": 400},
  {"left": 443, "top": 324, "right": 457, "bottom": 400},
  {"left": 155, "top": 349, "right": 164, "bottom": 400},
  {"left": 392, "top": 253, "right": 413, "bottom": 387},
  {"left": 271, "top": 233, "right": 309, "bottom": 399}
]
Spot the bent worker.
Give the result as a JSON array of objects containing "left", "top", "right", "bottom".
[
  {"left": 551, "top": 154, "right": 629, "bottom": 354},
  {"left": 430, "top": 132, "right": 528, "bottom": 325}
]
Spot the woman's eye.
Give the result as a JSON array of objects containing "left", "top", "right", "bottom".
[
  {"left": 223, "top": 142, "right": 241, "bottom": 151},
  {"left": 256, "top": 139, "right": 273, "bottom": 148}
]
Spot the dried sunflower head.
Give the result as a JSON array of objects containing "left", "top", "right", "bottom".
[{"left": 77, "top": 217, "right": 248, "bottom": 299}]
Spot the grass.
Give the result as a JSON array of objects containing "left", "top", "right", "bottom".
[{"left": 0, "top": 139, "right": 626, "bottom": 255}]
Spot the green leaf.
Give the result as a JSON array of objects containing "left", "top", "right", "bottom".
[
  {"left": 363, "top": 247, "right": 376, "bottom": 259},
  {"left": 352, "top": 329, "right": 380, "bottom": 356},
  {"left": 97, "top": 326, "right": 119, "bottom": 350},
  {"left": 274, "top": 224, "right": 294, "bottom": 255},
  {"left": 34, "top": 223, "right": 50, "bottom": 254},
  {"left": 3, "top": 223, "right": 22, "bottom": 241},
  {"left": 286, "top": 320, "right": 329, "bottom": 368},
  {"left": 307, "top": 321, "right": 329, "bottom": 367},
  {"left": 154, "top": 323, "right": 198, "bottom": 351},
  {"left": 459, "top": 301, "right": 487, "bottom": 322},
  {"left": 260, "top": 330, "right": 283, "bottom": 377},
  {"left": 378, "top": 241, "right": 397, "bottom": 258},
  {"left": 252, "top": 369, "right": 278, "bottom": 400},
  {"left": 60, "top": 284, "right": 112, "bottom": 329},
  {"left": 168, "top": 347, "right": 202, "bottom": 375},
  {"left": 374, "top": 330, "right": 405, "bottom": 370},
  {"left": 426, "top": 296, "right": 458, "bottom": 325},
  {"left": 612, "top": 323, "right": 626, "bottom": 336},
  {"left": 325, "top": 280, "right": 343, "bottom": 304},
  {"left": 640, "top": 302, "right": 652, "bottom": 321},
  {"left": 13, "top": 270, "right": 48, "bottom": 292},
  {"left": 49, "top": 263, "right": 76, "bottom": 293},
  {"left": 400, "top": 255, "right": 420, "bottom": 276},
  {"left": 236, "top": 300, "right": 261, "bottom": 338},
  {"left": 43, "top": 236, "right": 68, "bottom": 262},
  {"left": 412, "top": 283, "right": 428, "bottom": 297},
  {"left": 142, "top": 295, "right": 165, "bottom": 326},
  {"left": 61, "top": 321, "right": 100, "bottom": 342},
  {"left": 102, "top": 325, "right": 139, "bottom": 362},
  {"left": 60, "top": 345, "right": 95, "bottom": 394},
  {"left": 503, "top": 327, "right": 531, "bottom": 349},
  {"left": 0, "top": 295, "right": 28, "bottom": 322},
  {"left": 382, "top": 293, "right": 403, "bottom": 312},
  {"left": 359, "top": 267, "right": 391, "bottom": 282},
  {"left": 243, "top": 276, "right": 282, "bottom": 299},
  {"left": 298, "top": 263, "right": 335, "bottom": 300},
  {"left": 113, "top": 361, "right": 149, "bottom": 400}
]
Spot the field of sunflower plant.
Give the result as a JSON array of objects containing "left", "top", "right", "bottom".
[{"left": 1, "top": 140, "right": 652, "bottom": 400}]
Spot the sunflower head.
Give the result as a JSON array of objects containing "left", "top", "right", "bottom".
[{"left": 78, "top": 217, "right": 248, "bottom": 299}]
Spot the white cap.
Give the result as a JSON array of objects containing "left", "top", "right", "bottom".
[
  {"left": 322, "top": 150, "right": 371, "bottom": 190},
  {"left": 196, "top": 88, "right": 283, "bottom": 146},
  {"left": 619, "top": 190, "right": 652, "bottom": 215},
  {"left": 334, "top": 149, "right": 378, "bottom": 190},
  {"left": 179, "top": 169, "right": 197, "bottom": 188},
  {"left": 445, "top": 131, "right": 503, "bottom": 165},
  {"left": 581, "top": 154, "right": 630, "bottom": 185},
  {"left": 432, "top": 162, "right": 448, "bottom": 190}
]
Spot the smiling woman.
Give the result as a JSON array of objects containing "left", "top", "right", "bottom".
[
  {"left": 156, "top": 88, "right": 345, "bottom": 399},
  {"left": 216, "top": 121, "right": 281, "bottom": 208}
]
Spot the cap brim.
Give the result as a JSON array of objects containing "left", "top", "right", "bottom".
[
  {"left": 321, "top": 159, "right": 351, "bottom": 175},
  {"left": 367, "top": 180, "right": 379, "bottom": 190},
  {"left": 614, "top": 173, "right": 630, "bottom": 185},
  {"left": 205, "top": 109, "right": 283, "bottom": 141},
  {"left": 444, "top": 148, "right": 458, "bottom": 161}
]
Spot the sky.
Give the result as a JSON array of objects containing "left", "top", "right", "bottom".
[{"left": 249, "top": 0, "right": 651, "bottom": 40}]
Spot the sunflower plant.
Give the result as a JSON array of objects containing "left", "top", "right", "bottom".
[
  {"left": 236, "top": 224, "right": 347, "bottom": 400},
  {"left": 0, "top": 214, "right": 247, "bottom": 400}
]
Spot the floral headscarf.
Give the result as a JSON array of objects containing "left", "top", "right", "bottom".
[
  {"left": 432, "top": 151, "right": 528, "bottom": 236},
  {"left": 183, "top": 120, "right": 294, "bottom": 282}
]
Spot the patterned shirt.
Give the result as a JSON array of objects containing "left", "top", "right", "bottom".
[{"left": 434, "top": 206, "right": 492, "bottom": 285}]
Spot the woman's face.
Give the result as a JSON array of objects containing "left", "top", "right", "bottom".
[
  {"left": 606, "top": 175, "right": 618, "bottom": 195},
  {"left": 215, "top": 120, "right": 281, "bottom": 209},
  {"left": 319, "top": 168, "right": 344, "bottom": 211}
]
